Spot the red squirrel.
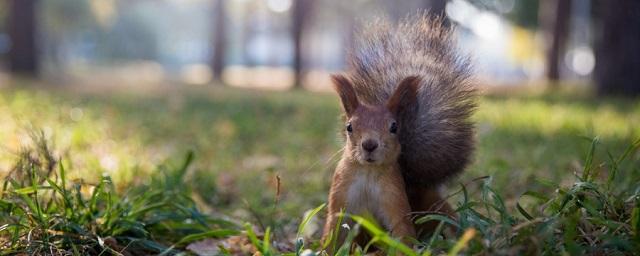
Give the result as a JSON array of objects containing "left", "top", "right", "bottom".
[{"left": 322, "top": 14, "right": 477, "bottom": 250}]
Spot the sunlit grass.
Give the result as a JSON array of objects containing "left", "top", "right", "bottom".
[
  {"left": 0, "top": 83, "right": 639, "bottom": 254},
  {"left": 1, "top": 85, "right": 639, "bottom": 216},
  {"left": 477, "top": 95, "right": 639, "bottom": 138},
  {"left": 2, "top": 132, "right": 638, "bottom": 255}
]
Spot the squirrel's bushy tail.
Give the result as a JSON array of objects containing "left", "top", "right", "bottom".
[{"left": 346, "top": 13, "right": 477, "bottom": 186}]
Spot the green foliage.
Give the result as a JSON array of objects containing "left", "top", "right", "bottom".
[
  {"left": 349, "top": 215, "right": 416, "bottom": 256},
  {"left": 0, "top": 133, "right": 237, "bottom": 255},
  {"left": 410, "top": 138, "right": 640, "bottom": 255}
]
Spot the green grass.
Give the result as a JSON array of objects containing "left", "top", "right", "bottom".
[
  {"left": 1, "top": 133, "right": 239, "bottom": 255},
  {"left": 0, "top": 83, "right": 639, "bottom": 255}
]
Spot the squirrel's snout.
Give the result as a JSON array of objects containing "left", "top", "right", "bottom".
[{"left": 361, "top": 139, "right": 379, "bottom": 153}]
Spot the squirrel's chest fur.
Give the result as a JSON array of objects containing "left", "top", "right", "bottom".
[
  {"left": 343, "top": 167, "right": 397, "bottom": 227},
  {"left": 346, "top": 170, "right": 383, "bottom": 214}
]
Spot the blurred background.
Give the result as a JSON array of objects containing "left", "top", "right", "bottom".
[
  {"left": 1, "top": 0, "right": 638, "bottom": 94},
  {"left": 0, "top": 0, "right": 638, "bottom": 236}
]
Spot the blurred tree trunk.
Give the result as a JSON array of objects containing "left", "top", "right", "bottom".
[
  {"left": 291, "top": 0, "right": 313, "bottom": 89},
  {"left": 211, "top": 0, "right": 227, "bottom": 84},
  {"left": 594, "top": 0, "right": 640, "bottom": 96},
  {"left": 8, "top": 0, "right": 39, "bottom": 76},
  {"left": 540, "top": 0, "right": 572, "bottom": 85}
]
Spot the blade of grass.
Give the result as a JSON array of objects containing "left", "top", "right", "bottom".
[
  {"left": 582, "top": 136, "right": 599, "bottom": 182},
  {"left": 263, "top": 226, "right": 271, "bottom": 255},
  {"left": 415, "top": 214, "right": 460, "bottom": 229},
  {"left": 245, "top": 223, "right": 263, "bottom": 252},
  {"left": 175, "top": 229, "right": 239, "bottom": 246},
  {"left": 297, "top": 203, "right": 325, "bottom": 238},
  {"left": 426, "top": 221, "right": 445, "bottom": 251},
  {"left": 351, "top": 215, "right": 417, "bottom": 256},
  {"left": 447, "top": 228, "right": 475, "bottom": 256}
]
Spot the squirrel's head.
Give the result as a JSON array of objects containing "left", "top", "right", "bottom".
[{"left": 332, "top": 74, "right": 420, "bottom": 166}]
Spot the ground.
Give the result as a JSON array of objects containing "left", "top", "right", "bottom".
[{"left": 1, "top": 81, "right": 639, "bottom": 255}]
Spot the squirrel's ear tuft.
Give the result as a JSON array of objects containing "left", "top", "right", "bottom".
[
  {"left": 331, "top": 74, "right": 360, "bottom": 117},
  {"left": 387, "top": 76, "right": 420, "bottom": 116}
]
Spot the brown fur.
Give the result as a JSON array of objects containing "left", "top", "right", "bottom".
[
  {"left": 323, "top": 13, "right": 477, "bottom": 251},
  {"left": 322, "top": 84, "right": 417, "bottom": 251},
  {"left": 347, "top": 13, "right": 477, "bottom": 187}
]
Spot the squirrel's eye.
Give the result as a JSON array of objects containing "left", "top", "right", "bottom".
[
  {"left": 346, "top": 123, "right": 353, "bottom": 133},
  {"left": 390, "top": 122, "right": 398, "bottom": 134}
]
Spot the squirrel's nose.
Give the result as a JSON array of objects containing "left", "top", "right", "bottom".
[{"left": 362, "top": 139, "right": 379, "bottom": 152}]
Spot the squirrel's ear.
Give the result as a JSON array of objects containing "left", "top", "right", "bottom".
[
  {"left": 387, "top": 76, "right": 420, "bottom": 116},
  {"left": 331, "top": 74, "right": 360, "bottom": 117}
]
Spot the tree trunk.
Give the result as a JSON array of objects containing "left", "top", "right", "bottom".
[
  {"left": 540, "top": 0, "right": 572, "bottom": 84},
  {"left": 594, "top": 0, "right": 640, "bottom": 96},
  {"left": 291, "top": 0, "right": 313, "bottom": 89},
  {"left": 211, "top": 0, "right": 227, "bottom": 84},
  {"left": 8, "top": 0, "right": 39, "bottom": 76}
]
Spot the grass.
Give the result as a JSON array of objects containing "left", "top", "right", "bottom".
[
  {"left": 1, "top": 132, "right": 239, "bottom": 255},
  {"left": 0, "top": 83, "right": 639, "bottom": 255}
]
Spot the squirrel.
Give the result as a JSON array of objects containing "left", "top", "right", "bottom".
[{"left": 322, "top": 13, "right": 477, "bottom": 250}]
